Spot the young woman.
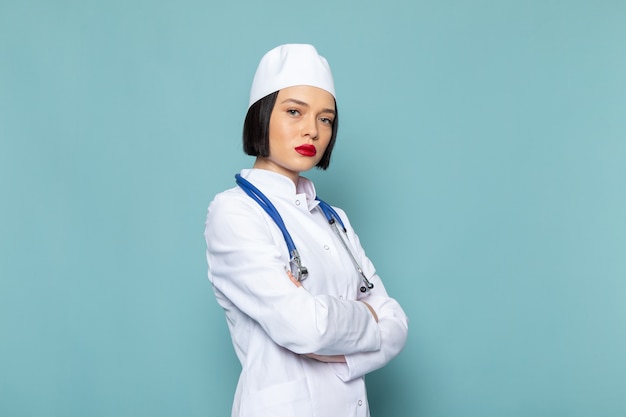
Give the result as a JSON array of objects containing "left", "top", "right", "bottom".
[{"left": 205, "top": 44, "right": 408, "bottom": 417}]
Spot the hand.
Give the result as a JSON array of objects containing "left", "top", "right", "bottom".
[
  {"left": 286, "top": 270, "right": 302, "bottom": 287},
  {"left": 304, "top": 353, "right": 346, "bottom": 363},
  {"left": 361, "top": 301, "right": 378, "bottom": 322}
]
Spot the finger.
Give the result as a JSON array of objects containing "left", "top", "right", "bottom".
[
  {"left": 286, "top": 270, "right": 302, "bottom": 287},
  {"left": 360, "top": 301, "right": 378, "bottom": 322}
]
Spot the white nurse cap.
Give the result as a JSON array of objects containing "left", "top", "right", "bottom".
[{"left": 248, "top": 44, "right": 336, "bottom": 108}]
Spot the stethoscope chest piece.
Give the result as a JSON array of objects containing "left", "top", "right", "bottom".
[{"left": 290, "top": 249, "right": 308, "bottom": 281}]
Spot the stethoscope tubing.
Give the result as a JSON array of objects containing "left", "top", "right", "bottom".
[
  {"left": 235, "top": 173, "right": 373, "bottom": 292},
  {"left": 235, "top": 174, "right": 308, "bottom": 280},
  {"left": 317, "top": 199, "right": 374, "bottom": 293},
  {"left": 235, "top": 174, "right": 296, "bottom": 254}
]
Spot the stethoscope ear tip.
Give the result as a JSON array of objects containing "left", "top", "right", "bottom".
[{"left": 360, "top": 283, "right": 374, "bottom": 293}]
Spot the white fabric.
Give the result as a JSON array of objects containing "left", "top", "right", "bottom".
[
  {"left": 205, "top": 169, "right": 408, "bottom": 417},
  {"left": 248, "top": 44, "right": 336, "bottom": 108}
]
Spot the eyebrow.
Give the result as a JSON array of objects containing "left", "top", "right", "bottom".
[{"left": 280, "top": 98, "right": 336, "bottom": 116}]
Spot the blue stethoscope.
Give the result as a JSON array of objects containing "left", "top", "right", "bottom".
[{"left": 235, "top": 174, "right": 374, "bottom": 293}]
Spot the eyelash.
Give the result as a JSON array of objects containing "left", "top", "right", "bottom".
[{"left": 287, "top": 109, "right": 334, "bottom": 124}]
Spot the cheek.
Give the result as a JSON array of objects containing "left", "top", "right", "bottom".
[
  {"left": 268, "top": 118, "right": 291, "bottom": 143},
  {"left": 267, "top": 125, "right": 294, "bottom": 157},
  {"left": 316, "top": 139, "right": 332, "bottom": 159},
  {"left": 320, "top": 128, "right": 334, "bottom": 147}
]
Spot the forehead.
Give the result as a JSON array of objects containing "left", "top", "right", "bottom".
[{"left": 276, "top": 85, "right": 336, "bottom": 110}]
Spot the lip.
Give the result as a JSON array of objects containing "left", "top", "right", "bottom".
[{"left": 295, "top": 144, "right": 317, "bottom": 157}]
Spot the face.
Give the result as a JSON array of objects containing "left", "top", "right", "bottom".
[{"left": 253, "top": 85, "right": 336, "bottom": 183}]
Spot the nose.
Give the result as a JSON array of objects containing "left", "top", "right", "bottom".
[{"left": 301, "top": 115, "right": 319, "bottom": 140}]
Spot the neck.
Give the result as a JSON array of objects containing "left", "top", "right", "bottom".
[{"left": 253, "top": 158, "right": 299, "bottom": 186}]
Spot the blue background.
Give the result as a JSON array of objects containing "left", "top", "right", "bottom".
[{"left": 1, "top": 1, "right": 625, "bottom": 416}]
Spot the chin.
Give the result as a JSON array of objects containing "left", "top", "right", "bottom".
[{"left": 299, "top": 164, "right": 318, "bottom": 173}]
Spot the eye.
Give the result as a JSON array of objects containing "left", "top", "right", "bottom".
[
  {"left": 287, "top": 109, "right": 301, "bottom": 116},
  {"left": 320, "top": 117, "right": 334, "bottom": 125}
]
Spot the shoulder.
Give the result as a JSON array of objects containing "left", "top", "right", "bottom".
[
  {"left": 319, "top": 201, "right": 356, "bottom": 233},
  {"left": 206, "top": 186, "right": 278, "bottom": 238},
  {"left": 209, "top": 186, "right": 246, "bottom": 208},
  {"left": 337, "top": 206, "right": 357, "bottom": 233},
  {"left": 207, "top": 187, "right": 261, "bottom": 220},
  {"left": 205, "top": 186, "right": 282, "bottom": 249}
]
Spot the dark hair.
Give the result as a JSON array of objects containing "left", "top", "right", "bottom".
[{"left": 243, "top": 91, "right": 339, "bottom": 170}]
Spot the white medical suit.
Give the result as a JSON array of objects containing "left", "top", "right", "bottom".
[{"left": 205, "top": 169, "right": 408, "bottom": 417}]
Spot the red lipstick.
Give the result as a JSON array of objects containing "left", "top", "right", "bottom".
[{"left": 295, "top": 144, "right": 317, "bottom": 157}]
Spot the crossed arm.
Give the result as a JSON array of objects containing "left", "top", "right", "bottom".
[
  {"left": 207, "top": 195, "right": 406, "bottom": 371},
  {"left": 286, "top": 271, "right": 379, "bottom": 363}
]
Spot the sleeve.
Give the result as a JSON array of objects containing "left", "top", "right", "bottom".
[
  {"left": 205, "top": 192, "right": 382, "bottom": 356},
  {"left": 329, "top": 208, "right": 409, "bottom": 382}
]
